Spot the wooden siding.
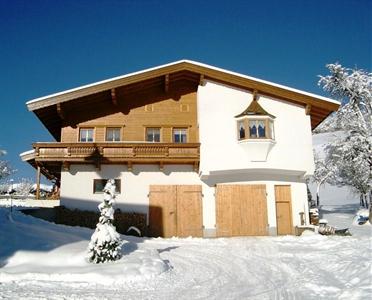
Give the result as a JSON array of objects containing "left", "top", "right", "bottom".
[
  {"left": 216, "top": 184, "right": 268, "bottom": 237},
  {"left": 149, "top": 185, "right": 203, "bottom": 238},
  {"left": 275, "top": 185, "right": 294, "bottom": 235},
  {"left": 60, "top": 86, "right": 198, "bottom": 143}
]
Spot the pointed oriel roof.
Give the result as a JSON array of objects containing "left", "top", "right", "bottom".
[{"left": 235, "top": 90, "right": 275, "bottom": 118}]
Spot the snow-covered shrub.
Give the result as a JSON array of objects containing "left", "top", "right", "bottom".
[
  {"left": 87, "top": 179, "right": 123, "bottom": 264},
  {"left": 12, "top": 178, "right": 33, "bottom": 196},
  {"left": 0, "top": 149, "right": 13, "bottom": 181}
]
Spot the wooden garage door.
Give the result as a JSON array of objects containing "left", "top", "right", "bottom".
[
  {"left": 275, "top": 185, "right": 293, "bottom": 235},
  {"left": 149, "top": 185, "right": 203, "bottom": 238},
  {"left": 216, "top": 184, "right": 268, "bottom": 237}
]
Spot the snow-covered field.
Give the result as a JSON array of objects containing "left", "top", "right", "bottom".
[
  {"left": 0, "top": 132, "right": 371, "bottom": 299},
  {"left": 0, "top": 204, "right": 371, "bottom": 300}
]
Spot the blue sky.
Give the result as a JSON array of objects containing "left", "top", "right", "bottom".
[{"left": 0, "top": 0, "right": 370, "bottom": 182}]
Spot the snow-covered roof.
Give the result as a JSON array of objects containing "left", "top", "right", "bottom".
[
  {"left": 25, "top": 60, "right": 340, "bottom": 139},
  {"left": 26, "top": 60, "right": 340, "bottom": 110},
  {"left": 19, "top": 149, "right": 35, "bottom": 161}
]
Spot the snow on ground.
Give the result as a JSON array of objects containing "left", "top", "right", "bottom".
[
  {"left": 1, "top": 132, "right": 370, "bottom": 299},
  {"left": 0, "top": 206, "right": 371, "bottom": 300}
]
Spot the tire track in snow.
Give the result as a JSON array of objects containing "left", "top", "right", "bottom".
[{"left": 1, "top": 235, "right": 370, "bottom": 299}]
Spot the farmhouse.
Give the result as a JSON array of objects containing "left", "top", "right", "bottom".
[{"left": 21, "top": 60, "right": 339, "bottom": 237}]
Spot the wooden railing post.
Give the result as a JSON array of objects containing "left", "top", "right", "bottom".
[{"left": 36, "top": 165, "right": 41, "bottom": 200}]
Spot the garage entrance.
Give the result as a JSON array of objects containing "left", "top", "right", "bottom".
[
  {"left": 149, "top": 185, "right": 203, "bottom": 238},
  {"left": 216, "top": 184, "right": 268, "bottom": 237}
]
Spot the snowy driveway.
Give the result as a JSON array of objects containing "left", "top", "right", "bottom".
[{"left": 0, "top": 208, "right": 371, "bottom": 299}]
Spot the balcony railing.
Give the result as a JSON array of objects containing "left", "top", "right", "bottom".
[{"left": 32, "top": 142, "right": 200, "bottom": 165}]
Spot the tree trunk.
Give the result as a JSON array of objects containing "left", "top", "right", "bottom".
[
  {"left": 316, "top": 183, "right": 321, "bottom": 207},
  {"left": 369, "top": 191, "right": 372, "bottom": 222},
  {"left": 366, "top": 194, "right": 369, "bottom": 209},
  {"left": 360, "top": 194, "right": 365, "bottom": 207}
]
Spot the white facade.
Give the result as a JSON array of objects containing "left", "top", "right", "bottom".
[
  {"left": 60, "top": 79, "right": 314, "bottom": 236},
  {"left": 197, "top": 80, "right": 314, "bottom": 176}
]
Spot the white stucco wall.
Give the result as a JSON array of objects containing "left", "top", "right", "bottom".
[
  {"left": 197, "top": 80, "right": 315, "bottom": 176},
  {"left": 60, "top": 164, "right": 216, "bottom": 230},
  {"left": 61, "top": 164, "right": 308, "bottom": 236}
]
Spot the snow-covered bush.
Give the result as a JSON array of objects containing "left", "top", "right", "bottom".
[
  {"left": 0, "top": 149, "right": 13, "bottom": 181},
  {"left": 11, "top": 178, "right": 33, "bottom": 196},
  {"left": 87, "top": 179, "right": 123, "bottom": 264}
]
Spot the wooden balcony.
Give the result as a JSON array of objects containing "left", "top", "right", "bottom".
[{"left": 31, "top": 142, "right": 200, "bottom": 171}]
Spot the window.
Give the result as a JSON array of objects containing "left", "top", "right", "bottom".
[
  {"left": 173, "top": 128, "right": 187, "bottom": 143},
  {"left": 93, "top": 179, "right": 121, "bottom": 194},
  {"left": 237, "top": 118, "right": 274, "bottom": 140},
  {"left": 238, "top": 120, "right": 246, "bottom": 140},
  {"left": 249, "top": 120, "right": 266, "bottom": 138},
  {"left": 146, "top": 128, "right": 161, "bottom": 142},
  {"left": 106, "top": 127, "right": 121, "bottom": 142},
  {"left": 79, "top": 128, "right": 94, "bottom": 142}
]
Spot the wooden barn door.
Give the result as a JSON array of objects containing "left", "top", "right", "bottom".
[
  {"left": 149, "top": 185, "right": 203, "bottom": 238},
  {"left": 216, "top": 184, "right": 268, "bottom": 237},
  {"left": 275, "top": 185, "right": 293, "bottom": 235},
  {"left": 148, "top": 185, "right": 177, "bottom": 237},
  {"left": 177, "top": 185, "right": 203, "bottom": 237}
]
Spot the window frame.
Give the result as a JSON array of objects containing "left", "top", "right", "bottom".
[
  {"left": 145, "top": 127, "right": 161, "bottom": 142},
  {"left": 93, "top": 179, "right": 121, "bottom": 194},
  {"left": 105, "top": 127, "right": 122, "bottom": 142},
  {"left": 79, "top": 127, "right": 95, "bottom": 142},
  {"left": 236, "top": 117, "right": 274, "bottom": 141},
  {"left": 172, "top": 127, "right": 188, "bottom": 143}
]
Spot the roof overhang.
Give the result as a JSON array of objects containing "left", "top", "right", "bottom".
[
  {"left": 26, "top": 60, "right": 340, "bottom": 139},
  {"left": 20, "top": 150, "right": 60, "bottom": 181}
]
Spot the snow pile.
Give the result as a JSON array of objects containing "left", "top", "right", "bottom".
[
  {"left": 0, "top": 208, "right": 169, "bottom": 285},
  {"left": 352, "top": 208, "right": 371, "bottom": 226},
  {"left": 0, "top": 244, "right": 168, "bottom": 285},
  {"left": 0, "top": 207, "right": 371, "bottom": 299}
]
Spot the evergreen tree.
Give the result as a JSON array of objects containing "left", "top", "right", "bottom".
[{"left": 87, "top": 179, "right": 122, "bottom": 264}]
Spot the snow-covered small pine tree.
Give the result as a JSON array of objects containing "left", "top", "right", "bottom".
[{"left": 87, "top": 179, "right": 122, "bottom": 264}]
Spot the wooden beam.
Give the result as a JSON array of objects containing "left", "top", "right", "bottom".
[
  {"left": 127, "top": 161, "right": 133, "bottom": 172},
  {"left": 305, "top": 104, "right": 312, "bottom": 115},
  {"left": 36, "top": 165, "right": 41, "bottom": 200},
  {"left": 62, "top": 161, "right": 70, "bottom": 171},
  {"left": 193, "top": 162, "right": 199, "bottom": 172},
  {"left": 111, "top": 88, "right": 117, "bottom": 105},
  {"left": 159, "top": 162, "right": 164, "bottom": 171},
  {"left": 164, "top": 74, "right": 170, "bottom": 93},
  {"left": 199, "top": 74, "right": 206, "bottom": 86},
  {"left": 252, "top": 89, "right": 258, "bottom": 101},
  {"left": 56, "top": 103, "right": 64, "bottom": 120}
]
